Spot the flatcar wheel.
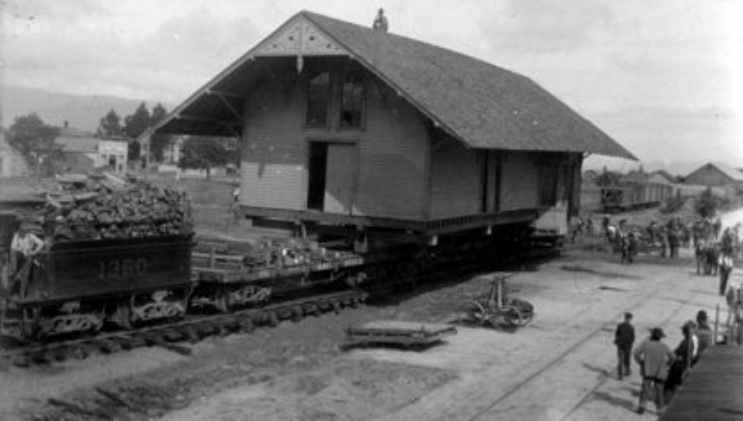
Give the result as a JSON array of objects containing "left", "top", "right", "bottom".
[
  {"left": 20, "top": 305, "right": 42, "bottom": 343},
  {"left": 214, "top": 290, "right": 232, "bottom": 313},
  {"left": 111, "top": 303, "right": 133, "bottom": 330}
]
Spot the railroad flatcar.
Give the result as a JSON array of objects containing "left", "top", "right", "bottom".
[{"left": 2, "top": 11, "right": 639, "bottom": 343}]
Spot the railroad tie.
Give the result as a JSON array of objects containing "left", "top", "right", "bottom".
[
  {"left": 95, "top": 387, "right": 138, "bottom": 412},
  {"left": 143, "top": 332, "right": 192, "bottom": 356},
  {"left": 162, "top": 329, "right": 185, "bottom": 342},
  {"left": 95, "top": 339, "right": 120, "bottom": 354},
  {"left": 238, "top": 318, "right": 255, "bottom": 333}
]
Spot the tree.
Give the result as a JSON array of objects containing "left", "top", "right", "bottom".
[
  {"left": 149, "top": 103, "right": 170, "bottom": 163},
  {"left": 123, "top": 102, "right": 151, "bottom": 139},
  {"left": 178, "top": 136, "right": 229, "bottom": 180},
  {"left": 595, "top": 167, "right": 622, "bottom": 186},
  {"left": 661, "top": 189, "right": 685, "bottom": 215},
  {"left": 97, "top": 109, "right": 122, "bottom": 138},
  {"left": 128, "top": 140, "right": 141, "bottom": 162},
  {"left": 695, "top": 187, "right": 719, "bottom": 218},
  {"left": 6, "top": 113, "right": 61, "bottom": 177}
]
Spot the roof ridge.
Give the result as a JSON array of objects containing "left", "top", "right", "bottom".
[{"left": 301, "top": 10, "right": 525, "bottom": 80}]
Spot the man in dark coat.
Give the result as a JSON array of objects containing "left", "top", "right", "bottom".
[{"left": 615, "top": 312, "right": 635, "bottom": 379}]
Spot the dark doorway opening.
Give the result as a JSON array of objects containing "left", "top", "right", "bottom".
[{"left": 307, "top": 142, "right": 328, "bottom": 210}]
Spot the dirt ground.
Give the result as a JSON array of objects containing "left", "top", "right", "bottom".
[
  {"left": 1, "top": 240, "right": 740, "bottom": 421},
  {"left": 3, "top": 178, "right": 741, "bottom": 420}
]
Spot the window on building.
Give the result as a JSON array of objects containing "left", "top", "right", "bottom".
[
  {"left": 306, "top": 71, "right": 330, "bottom": 127},
  {"left": 340, "top": 72, "right": 365, "bottom": 128}
]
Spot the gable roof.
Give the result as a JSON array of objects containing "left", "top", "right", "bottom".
[
  {"left": 650, "top": 170, "right": 676, "bottom": 183},
  {"left": 686, "top": 162, "right": 743, "bottom": 182},
  {"left": 56, "top": 136, "right": 98, "bottom": 153},
  {"left": 153, "top": 11, "right": 635, "bottom": 160}
]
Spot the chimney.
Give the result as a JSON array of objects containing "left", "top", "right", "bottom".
[{"left": 372, "top": 8, "right": 388, "bottom": 33}]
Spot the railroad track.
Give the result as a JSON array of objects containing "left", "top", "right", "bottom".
[
  {"left": 0, "top": 288, "right": 367, "bottom": 369},
  {"left": 0, "top": 244, "right": 559, "bottom": 370},
  {"left": 463, "top": 267, "right": 699, "bottom": 421}
]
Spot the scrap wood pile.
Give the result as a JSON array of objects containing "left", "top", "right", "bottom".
[
  {"left": 193, "top": 237, "right": 360, "bottom": 272},
  {"left": 21, "top": 172, "right": 193, "bottom": 242}
]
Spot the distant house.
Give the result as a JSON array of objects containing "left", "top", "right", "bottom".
[
  {"left": 0, "top": 129, "right": 30, "bottom": 177},
  {"left": 648, "top": 170, "right": 676, "bottom": 184},
  {"left": 684, "top": 162, "right": 743, "bottom": 193},
  {"left": 56, "top": 125, "right": 128, "bottom": 174}
]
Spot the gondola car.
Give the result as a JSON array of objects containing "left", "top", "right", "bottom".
[{"left": 1, "top": 233, "right": 193, "bottom": 340}]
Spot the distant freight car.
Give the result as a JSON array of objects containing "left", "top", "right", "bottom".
[{"left": 600, "top": 181, "right": 675, "bottom": 213}]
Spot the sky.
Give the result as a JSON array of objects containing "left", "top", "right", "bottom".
[{"left": 1, "top": 0, "right": 742, "bottom": 171}]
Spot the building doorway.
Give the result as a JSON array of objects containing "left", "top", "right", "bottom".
[{"left": 306, "top": 142, "right": 356, "bottom": 213}]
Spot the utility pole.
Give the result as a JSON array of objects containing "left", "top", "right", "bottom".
[{"left": 143, "top": 127, "right": 152, "bottom": 180}]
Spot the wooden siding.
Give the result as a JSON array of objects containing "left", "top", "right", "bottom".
[
  {"left": 240, "top": 60, "right": 428, "bottom": 220},
  {"left": 499, "top": 152, "right": 539, "bottom": 211},
  {"left": 241, "top": 76, "right": 306, "bottom": 210},
  {"left": 354, "top": 82, "right": 428, "bottom": 219},
  {"left": 428, "top": 133, "right": 480, "bottom": 218}
]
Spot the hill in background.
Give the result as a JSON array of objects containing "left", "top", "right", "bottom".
[{"left": 0, "top": 86, "right": 172, "bottom": 132}]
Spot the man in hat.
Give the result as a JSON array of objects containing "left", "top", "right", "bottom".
[
  {"left": 633, "top": 327, "right": 675, "bottom": 415},
  {"left": 719, "top": 251, "right": 734, "bottom": 296},
  {"left": 666, "top": 321, "right": 699, "bottom": 396},
  {"left": 614, "top": 312, "right": 635, "bottom": 380},
  {"left": 10, "top": 225, "right": 45, "bottom": 296},
  {"left": 11, "top": 225, "right": 45, "bottom": 268}
]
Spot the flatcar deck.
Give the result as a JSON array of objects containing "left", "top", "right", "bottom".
[
  {"left": 345, "top": 320, "right": 457, "bottom": 348},
  {"left": 660, "top": 345, "right": 743, "bottom": 421}
]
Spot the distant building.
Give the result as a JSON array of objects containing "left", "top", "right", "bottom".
[
  {"left": 648, "top": 170, "right": 676, "bottom": 184},
  {"left": 0, "top": 129, "right": 30, "bottom": 177},
  {"left": 162, "top": 136, "right": 185, "bottom": 165},
  {"left": 56, "top": 125, "right": 128, "bottom": 174},
  {"left": 684, "top": 162, "right": 743, "bottom": 193}
]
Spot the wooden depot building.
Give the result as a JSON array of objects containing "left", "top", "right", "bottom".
[{"left": 152, "top": 11, "right": 635, "bottom": 242}]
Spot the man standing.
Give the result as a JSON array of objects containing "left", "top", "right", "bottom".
[
  {"left": 10, "top": 226, "right": 45, "bottom": 271},
  {"left": 10, "top": 225, "right": 45, "bottom": 296},
  {"left": 615, "top": 312, "right": 635, "bottom": 379},
  {"left": 719, "top": 252, "right": 734, "bottom": 296},
  {"left": 634, "top": 327, "right": 675, "bottom": 415}
]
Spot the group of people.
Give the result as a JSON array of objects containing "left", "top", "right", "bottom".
[
  {"left": 570, "top": 214, "right": 742, "bottom": 271},
  {"left": 614, "top": 311, "right": 714, "bottom": 415}
]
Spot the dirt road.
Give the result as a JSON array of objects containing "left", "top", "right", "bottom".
[{"left": 1, "top": 249, "right": 736, "bottom": 421}]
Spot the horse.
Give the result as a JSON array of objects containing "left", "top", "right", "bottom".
[
  {"left": 619, "top": 232, "right": 639, "bottom": 265},
  {"left": 704, "top": 243, "right": 720, "bottom": 276}
]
